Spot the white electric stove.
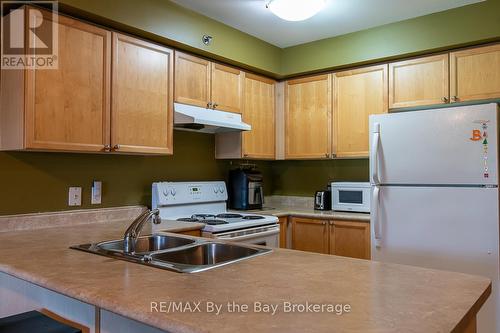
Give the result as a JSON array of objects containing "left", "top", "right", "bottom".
[{"left": 152, "top": 181, "right": 279, "bottom": 247}]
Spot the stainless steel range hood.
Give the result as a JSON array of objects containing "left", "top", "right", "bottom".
[{"left": 174, "top": 103, "right": 251, "bottom": 134}]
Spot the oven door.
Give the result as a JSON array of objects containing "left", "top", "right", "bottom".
[
  {"left": 207, "top": 225, "right": 280, "bottom": 248},
  {"left": 332, "top": 186, "right": 371, "bottom": 213}
]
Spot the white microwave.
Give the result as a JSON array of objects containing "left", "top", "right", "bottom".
[{"left": 331, "top": 182, "right": 371, "bottom": 213}]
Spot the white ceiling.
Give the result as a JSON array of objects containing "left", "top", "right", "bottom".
[{"left": 171, "top": 0, "right": 484, "bottom": 48}]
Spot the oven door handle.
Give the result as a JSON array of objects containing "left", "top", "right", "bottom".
[{"left": 217, "top": 228, "right": 280, "bottom": 242}]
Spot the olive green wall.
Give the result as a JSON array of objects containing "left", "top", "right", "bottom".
[
  {"left": 0, "top": 131, "right": 272, "bottom": 215},
  {"left": 57, "top": 0, "right": 500, "bottom": 77},
  {"left": 271, "top": 160, "right": 369, "bottom": 196},
  {"left": 56, "top": 0, "right": 282, "bottom": 77},
  {"left": 281, "top": 0, "right": 500, "bottom": 76}
]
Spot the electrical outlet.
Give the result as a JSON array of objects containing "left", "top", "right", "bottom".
[
  {"left": 68, "top": 187, "right": 82, "bottom": 206},
  {"left": 91, "top": 181, "right": 102, "bottom": 205}
]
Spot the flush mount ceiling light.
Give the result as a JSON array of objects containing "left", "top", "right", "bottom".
[{"left": 267, "top": 0, "right": 326, "bottom": 22}]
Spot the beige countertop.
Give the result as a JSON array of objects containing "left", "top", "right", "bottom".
[
  {"left": 157, "top": 219, "right": 206, "bottom": 233},
  {"left": 0, "top": 218, "right": 490, "bottom": 333},
  {"left": 244, "top": 205, "right": 370, "bottom": 222}
]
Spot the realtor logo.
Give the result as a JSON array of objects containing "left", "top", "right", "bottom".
[{"left": 1, "top": 1, "right": 58, "bottom": 69}]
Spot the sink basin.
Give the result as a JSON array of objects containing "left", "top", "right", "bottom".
[
  {"left": 96, "top": 234, "right": 195, "bottom": 254},
  {"left": 151, "top": 242, "right": 262, "bottom": 266},
  {"left": 71, "top": 234, "right": 271, "bottom": 273}
]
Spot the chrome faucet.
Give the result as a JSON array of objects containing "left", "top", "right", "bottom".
[{"left": 124, "top": 209, "right": 161, "bottom": 254}]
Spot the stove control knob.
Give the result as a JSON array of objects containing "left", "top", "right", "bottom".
[
  {"left": 163, "top": 189, "right": 170, "bottom": 197},
  {"left": 170, "top": 188, "right": 176, "bottom": 196},
  {"left": 213, "top": 187, "right": 219, "bottom": 194},
  {"left": 219, "top": 186, "right": 225, "bottom": 194}
]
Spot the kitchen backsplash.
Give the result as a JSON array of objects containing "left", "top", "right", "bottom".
[
  {"left": 0, "top": 206, "right": 146, "bottom": 233},
  {"left": 270, "top": 159, "right": 369, "bottom": 196},
  {"left": 0, "top": 131, "right": 368, "bottom": 216},
  {"left": 264, "top": 196, "right": 314, "bottom": 209}
]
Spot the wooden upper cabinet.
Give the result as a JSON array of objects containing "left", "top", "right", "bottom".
[
  {"left": 174, "top": 52, "right": 243, "bottom": 113},
  {"left": 291, "top": 217, "right": 329, "bottom": 254},
  {"left": 24, "top": 10, "right": 111, "bottom": 152},
  {"left": 450, "top": 44, "right": 500, "bottom": 103},
  {"left": 332, "top": 220, "right": 371, "bottom": 260},
  {"left": 334, "top": 65, "right": 388, "bottom": 157},
  {"left": 389, "top": 54, "right": 449, "bottom": 108},
  {"left": 285, "top": 75, "right": 332, "bottom": 159},
  {"left": 211, "top": 63, "right": 244, "bottom": 113},
  {"left": 242, "top": 74, "right": 276, "bottom": 159},
  {"left": 174, "top": 51, "right": 211, "bottom": 108},
  {"left": 111, "top": 33, "right": 173, "bottom": 154}
]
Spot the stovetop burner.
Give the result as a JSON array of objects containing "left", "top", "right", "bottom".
[
  {"left": 242, "top": 215, "right": 265, "bottom": 220},
  {"left": 191, "top": 214, "right": 216, "bottom": 220},
  {"left": 176, "top": 218, "right": 200, "bottom": 222},
  {"left": 177, "top": 216, "right": 230, "bottom": 225},
  {"left": 216, "top": 213, "right": 243, "bottom": 219},
  {"left": 203, "top": 219, "right": 229, "bottom": 225},
  {"left": 176, "top": 213, "right": 268, "bottom": 227}
]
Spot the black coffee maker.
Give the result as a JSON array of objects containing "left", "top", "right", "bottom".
[{"left": 228, "top": 168, "right": 264, "bottom": 210}]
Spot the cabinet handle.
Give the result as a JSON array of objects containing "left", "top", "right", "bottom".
[
  {"left": 103, "top": 144, "right": 111, "bottom": 152},
  {"left": 113, "top": 144, "right": 120, "bottom": 151},
  {"left": 441, "top": 97, "right": 449, "bottom": 103},
  {"left": 213, "top": 103, "right": 218, "bottom": 109},
  {"left": 329, "top": 221, "right": 334, "bottom": 226},
  {"left": 451, "top": 96, "right": 459, "bottom": 102},
  {"left": 207, "top": 102, "right": 212, "bottom": 108},
  {"left": 325, "top": 153, "right": 329, "bottom": 158},
  {"left": 322, "top": 221, "right": 327, "bottom": 225}
]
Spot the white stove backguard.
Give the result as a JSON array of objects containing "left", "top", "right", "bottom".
[{"left": 152, "top": 181, "right": 228, "bottom": 219}]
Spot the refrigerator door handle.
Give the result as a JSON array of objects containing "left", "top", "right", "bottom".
[
  {"left": 371, "top": 123, "right": 381, "bottom": 185},
  {"left": 372, "top": 185, "right": 381, "bottom": 248}
]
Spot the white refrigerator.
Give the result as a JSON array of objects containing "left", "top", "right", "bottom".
[{"left": 369, "top": 103, "right": 499, "bottom": 333}]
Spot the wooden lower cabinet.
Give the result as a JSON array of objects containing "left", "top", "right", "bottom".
[
  {"left": 331, "top": 220, "right": 371, "bottom": 260},
  {"left": 278, "top": 216, "right": 288, "bottom": 248},
  {"left": 291, "top": 217, "right": 370, "bottom": 259},
  {"left": 291, "top": 218, "right": 329, "bottom": 254}
]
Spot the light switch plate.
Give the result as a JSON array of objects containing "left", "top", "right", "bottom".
[
  {"left": 91, "top": 181, "right": 102, "bottom": 205},
  {"left": 68, "top": 187, "right": 82, "bottom": 206}
]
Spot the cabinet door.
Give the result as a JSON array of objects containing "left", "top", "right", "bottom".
[
  {"left": 111, "top": 33, "right": 173, "bottom": 154},
  {"left": 25, "top": 11, "right": 111, "bottom": 151},
  {"left": 334, "top": 65, "right": 388, "bottom": 157},
  {"left": 332, "top": 220, "right": 370, "bottom": 259},
  {"left": 389, "top": 54, "right": 449, "bottom": 108},
  {"left": 285, "top": 75, "right": 332, "bottom": 159},
  {"left": 211, "top": 63, "right": 244, "bottom": 113},
  {"left": 174, "top": 52, "right": 211, "bottom": 108},
  {"left": 291, "top": 217, "right": 329, "bottom": 254},
  {"left": 450, "top": 44, "right": 500, "bottom": 102},
  {"left": 278, "top": 216, "right": 288, "bottom": 248},
  {"left": 242, "top": 73, "right": 276, "bottom": 159}
]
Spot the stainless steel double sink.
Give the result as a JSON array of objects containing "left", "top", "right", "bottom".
[{"left": 71, "top": 234, "right": 271, "bottom": 273}]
